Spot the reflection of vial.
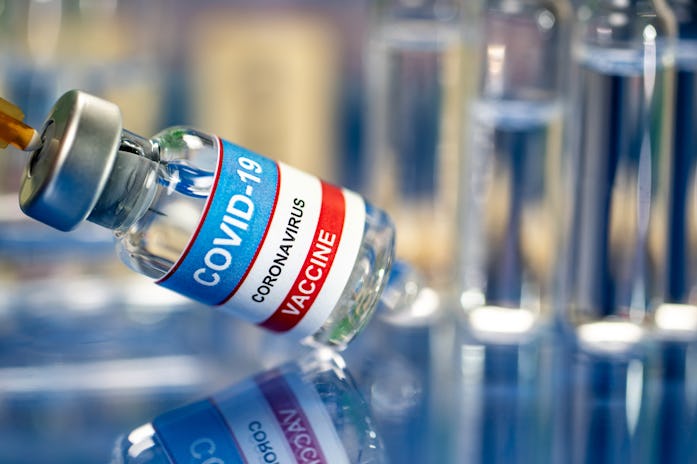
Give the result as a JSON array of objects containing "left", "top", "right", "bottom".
[
  {"left": 17, "top": 90, "right": 395, "bottom": 348},
  {"left": 112, "top": 350, "right": 386, "bottom": 464}
]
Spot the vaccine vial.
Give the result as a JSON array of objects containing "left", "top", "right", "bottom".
[
  {"left": 16, "top": 90, "right": 395, "bottom": 349},
  {"left": 111, "top": 349, "right": 387, "bottom": 464}
]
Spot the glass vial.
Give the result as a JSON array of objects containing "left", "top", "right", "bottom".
[
  {"left": 365, "top": 0, "right": 470, "bottom": 287},
  {"left": 457, "top": 0, "right": 572, "bottom": 340},
  {"left": 111, "top": 349, "right": 387, "bottom": 464},
  {"left": 564, "top": 0, "right": 675, "bottom": 346},
  {"left": 17, "top": 90, "right": 395, "bottom": 349},
  {"left": 652, "top": 0, "right": 697, "bottom": 338}
]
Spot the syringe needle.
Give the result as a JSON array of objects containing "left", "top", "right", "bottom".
[{"left": 0, "top": 97, "right": 42, "bottom": 151}]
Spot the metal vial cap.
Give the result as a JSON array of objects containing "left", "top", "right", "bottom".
[{"left": 19, "top": 90, "right": 123, "bottom": 231}]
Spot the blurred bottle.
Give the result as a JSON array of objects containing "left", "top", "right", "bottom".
[
  {"left": 563, "top": 0, "right": 675, "bottom": 349},
  {"left": 457, "top": 0, "right": 571, "bottom": 340},
  {"left": 651, "top": 5, "right": 697, "bottom": 459},
  {"left": 650, "top": 0, "right": 697, "bottom": 339},
  {"left": 452, "top": 3, "right": 571, "bottom": 460},
  {"left": 111, "top": 349, "right": 387, "bottom": 464},
  {"left": 365, "top": 0, "right": 473, "bottom": 288}
]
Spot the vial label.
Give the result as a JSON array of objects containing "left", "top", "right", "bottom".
[
  {"left": 153, "top": 369, "right": 350, "bottom": 464},
  {"left": 157, "top": 138, "right": 365, "bottom": 337}
]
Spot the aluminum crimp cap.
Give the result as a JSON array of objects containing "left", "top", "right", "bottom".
[{"left": 19, "top": 90, "right": 123, "bottom": 231}]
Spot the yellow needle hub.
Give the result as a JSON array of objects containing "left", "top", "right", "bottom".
[{"left": 0, "top": 97, "right": 41, "bottom": 151}]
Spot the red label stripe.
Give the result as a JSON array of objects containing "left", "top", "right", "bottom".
[
  {"left": 255, "top": 369, "right": 329, "bottom": 464},
  {"left": 259, "top": 182, "right": 346, "bottom": 332}
]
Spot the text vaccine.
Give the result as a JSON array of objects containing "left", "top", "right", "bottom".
[
  {"left": 12, "top": 90, "right": 395, "bottom": 348},
  {"left": 112, "top": 350, "right": 387, "bottom": 464}
]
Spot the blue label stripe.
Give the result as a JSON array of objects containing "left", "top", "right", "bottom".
[
  {"left": 219, "top": 160, "right": 282, "bottom": 306},
  {"left": 153, "top": 398, "right": 246, "bottom": 464},
  {"left": 158, "top": 138, "right": 280, "bottom": 306}
]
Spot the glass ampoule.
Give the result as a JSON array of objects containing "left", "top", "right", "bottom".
[
  {"left": 457, "top": 0, "right": 572, "bottom": 341},
  {"left": 651, "top": 4, "right": 697, "bottom": 462},
  {"left": 652, "top": 0, "right": 697, "bottom": 338},
  {"left": 16, "top": 90, "right": 395, "bottom": 349},
  {"left": 111, "top": 350, "right": 387, "bottom": 464},
  {"left": 564, "top": 0, "right": 675, "bottom": 346},
  {"left": 365, "top": 0, "right": 471, "bottom": 287}
]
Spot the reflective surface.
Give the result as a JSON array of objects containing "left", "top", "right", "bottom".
[
  {"left": 0, "top": 169, "right": 309, "bottom": 459},
  {"left": 0, "top": 263, "right": 304, "bottom": 463},
  {"left": 449, "top": 321, "right": 697, "bottom": 464}
]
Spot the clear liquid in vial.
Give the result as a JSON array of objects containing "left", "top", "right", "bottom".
[
  {"left": 568, "top": 48, "right": 673, "bottom": 321},
  {"left": 652, "top": 38, "right": 697, "bottom": 338},
  {"left": 668, "top": 39, "right": 697, "bottom": 303},
  {"left": 113, "top": 128, "right": 394, "bottom": 348},
  {"left": 114, "top": 130, "right": 219, "bottom": 276},
  {"left": 461, "top": 98, "right": 563, "bottom": 316}
]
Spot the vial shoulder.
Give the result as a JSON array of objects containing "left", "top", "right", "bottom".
[
  {"left": 578, "top": 7, "right": 675, "bottom": 45},
  {"left": 487, "top": 0, "right": 571, "bottom": 23},
  {"left": 152, "top": 126, "right": 219, "bottom": 164},
  {"left": 112, "top": 423, "right": 170, "bottom": 464},
  {"left": 112, "top": 127, "right": 221, "bottom": 279},
  {"left": 309, "top": 201, "right": 395, "bottom": 349}
]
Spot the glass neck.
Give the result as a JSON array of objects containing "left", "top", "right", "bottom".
[
  {"left": 576, "top": 0, "right": 675, "bottom": 46},
  {"left": 87, "top": 130, "right": 160, "bottom": 231},
  {"left": 580, "top": 0, "right": 660, "bottom": 14},
  {"left": 668, "top": 0, "right": 697, "bottom": 33},
  {"left": 587, "top": 0, "right": 674, "bottom": 15},
  {"left": 375, "top": 0, "right": 463, "bottom": 21}
]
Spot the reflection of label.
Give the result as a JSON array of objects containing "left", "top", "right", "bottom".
[
  {"left": 157, "top": 138, "right": 365, "bottom": 338},
  {"left": 153, "top": 368, "right": 350, "bottom": 464}
]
